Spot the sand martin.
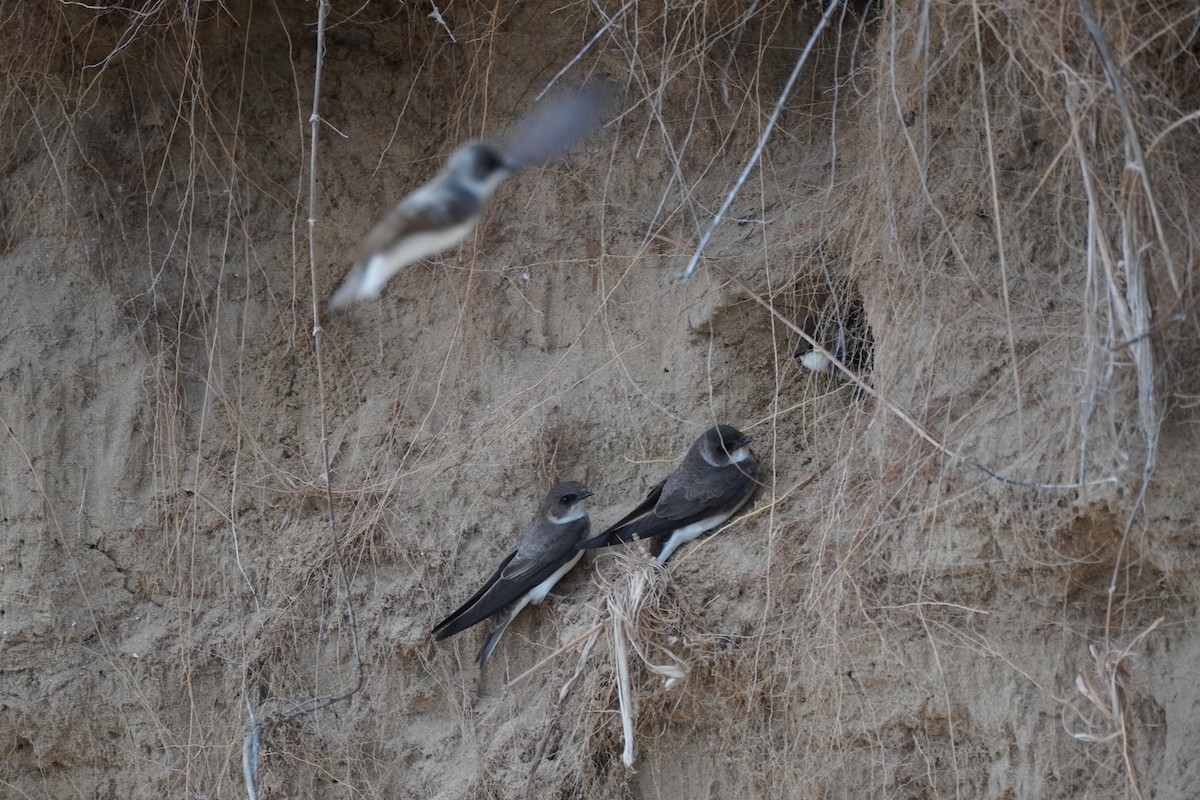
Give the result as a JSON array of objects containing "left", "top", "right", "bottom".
[
  {"left": 794, "top": 304, "right": 872, "bottom": 382},
  {"left": 433, "top": 481, "right": 593, "bottom": 665},
  {"left": 329, "top": 81, "right": 615, "bottom": 310},
  {"left": 579, "top": 425, "right": 757, "bottom": 562}
]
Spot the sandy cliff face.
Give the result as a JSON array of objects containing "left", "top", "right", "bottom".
[{"left": 3, "top": 1, "right": 1199, "bottom": 797}]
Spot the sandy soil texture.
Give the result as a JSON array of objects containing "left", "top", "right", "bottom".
[{"left": 3, "top": 1, "right": 1200, "bottom": 798}]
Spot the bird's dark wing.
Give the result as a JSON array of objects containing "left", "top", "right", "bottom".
[
  {"left": 658, "top": 458, "right": 756, "bottom": 522},
  {"left": 432, "top": 549, "right": 518, "bottom": 641},
  {"left": 662, "top": 455, "right": 753, "bottom": 520},
  {"left": 577, "top": 478, "right": 666, "bottom": 550},
  {"left": 608, "top": 459, "right": 757, "bottom": 544},
  {"left": 432, "top": 516, "right": 588, "bottom": 640}
]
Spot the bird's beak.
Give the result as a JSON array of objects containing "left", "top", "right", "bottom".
[
  {"left": 740, "top": 435, "right": 753, "bottom": 447},
  {"left": 579, "top": 489, "right": 595, "bottom": 500}
]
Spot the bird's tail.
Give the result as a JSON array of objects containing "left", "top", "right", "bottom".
[
  {"left": 328, "top": 264, "right": 367, "bottom": 311},
  {"left": 475, "top": 597, "right": 527, "bottom": 665}
]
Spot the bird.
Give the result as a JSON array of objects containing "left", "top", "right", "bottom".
[
  {"left": 578, "top": 424, "right": 757, "bottom": 563},
  {"left": 432, "top": 481, "right": 593, "bottom": 665},
  {"left": 329, "top": 142, "right": 510, "bottom": 310},
  {"left": 794, "top": 304, "right": 872, "bottom": 383},
  {"left": 329, "top": 80, "right": 615, "bottom": 310}
]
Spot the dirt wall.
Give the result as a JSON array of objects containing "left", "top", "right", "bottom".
[{"left": 3, "top": 1, "right": 1199, "bottom": 798}]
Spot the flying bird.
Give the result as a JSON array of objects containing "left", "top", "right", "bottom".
[
  {"left": 329, "top": 81, "right": 615, "bottom": 310},
  {"left": 579, "top": 424, "right": 757, "bottom": 563},
  {"left": 433, "top": 481, "right": 593, "bottom": 665}
]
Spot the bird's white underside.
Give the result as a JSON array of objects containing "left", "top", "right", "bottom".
[
  {"left": 356, "top": 218, "right": 478, "bottom": 299},
  {"left": 800, "top": 351, "right": 832, "bottom": 372},
  {"left": 527, "top": 550, "right": 583, "bottom": 605},
  {"left": 655, "top": 510, "right": 739, "bottom": 563}
]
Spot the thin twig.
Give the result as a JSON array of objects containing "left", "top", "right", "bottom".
[
  {"left": 971, "top": 0, "right": 1024, "bottom": 448},
  {"left": 1079, "top": 1, "right": 1179, "bottom": 299},
  {"left": 679, "top": 0, "right": 845, "bottom": 281},
  {"left": 241, "top": 3, "right": 364, "bottom": 796},
  {"left": 428, "top": 2, "right": 456, "bottom": 43},
  {"left": 536, "top": 0, "right": 634, "bottom": 102},
  {"left": 523, "top": 621, "right": 603, "bottom": 799},
  {"left": 717, "top": 264, "right": 1118, "bottom": 491},
  {"left": 242, "top": 695, "right": 260, "bottom": 800},
  {"left": 506, "top": 621, "right": 605, "bottom": 689}
]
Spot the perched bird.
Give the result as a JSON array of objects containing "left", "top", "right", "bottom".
[
  {"left": 433, "top": 481, "right": 593, "bottom": 665},
  {"left": 794, "top": 304, "right": 872, "bottom": 383},
  {"left": 579, "top": 425, "right": 757, "bottom": 563},
  {"left": 329, "top": 81, "right": 615, "bottom": 310}
]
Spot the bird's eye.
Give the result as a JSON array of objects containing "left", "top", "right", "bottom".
[
  {"left": 561, "top": 494, "right": 577, "bottom": 504},
  {"left": 480, "top": 150, "right": 505, "bottom": 176}
]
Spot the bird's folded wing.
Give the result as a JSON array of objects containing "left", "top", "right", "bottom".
[
  {"left": 577, "top": 479, "right": 666, "bottom": 549},
  {"left": 662, "top": 461, "right": 754, "bottom": 522},
  {"left": 433, "top": 518, "right": 587, "bottom": 639},
  {"left": 432, "top": 549, "right": 519, "bottom": 640},
  {"left": 594, "top": 462, "right": 755, "bottom": 544}
]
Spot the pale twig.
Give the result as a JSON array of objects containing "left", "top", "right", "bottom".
[
  {"left": 1066, "top": 618, "right": 1164, "bottom": 800},
  {"left": 536, "top": 0, "right": 634, "bottom": 102},
  {"left": 717, "top": 264, "right": 1118, "bottom": 491},
  {"left": 680, "top": 0, "right": 845, "bottom": 280},
  {"left": 505, "top": 620, "right": 605, "bottom": 689},
  {"left": 428, "top": 2, "right": 456, "bottom": 43},
  {"left": 523, "top": 620, "right": 603, "bottom": 799},
  {"left": 1163, "top": 9, "right": 1200, "bottom": 63},
  {"left": 610, "top": 581, "right": 637, "bottom": 769},
  {"left": 1079, "top": 1, "right": 1179, "bottom": 299},
  {"left": 971, "top": 0, "right": 1024, "bottom": 448},
  {"left": 242, "top": 3, "right": 364, "bottom": 796},
  {"left": 1078, "top": 7, "right": 1164, "bottom": 671},
  {"left": 242, "top": 695, "right": 260, "bottom": 800},
  {"left": 717, "top": 0, "right": 763, "bottom": 109}
]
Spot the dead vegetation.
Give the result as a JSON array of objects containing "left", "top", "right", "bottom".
[{"left": 2, "top": 0, "right": 1199, "bottom": 798}]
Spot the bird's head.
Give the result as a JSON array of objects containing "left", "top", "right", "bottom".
[
  {"left": 447, "top": 141, "right": 513, "bottom": 194},
  {"left": 701, "top": 424, "right": 754, "bottom": 466},
  {"left": 545, "top": 481, "right": 593, "bottom": 523}
]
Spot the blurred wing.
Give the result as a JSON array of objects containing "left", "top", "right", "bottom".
[{"left": 500, "top": 80, "right": 617, "bottom": 170}]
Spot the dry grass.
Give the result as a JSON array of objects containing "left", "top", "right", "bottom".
[
  {"left": 1, "top": 0, "right": 1197, "bottom": 798},
  {"left": 562, "top": 1, "right": 1198, "bottom": 797}
]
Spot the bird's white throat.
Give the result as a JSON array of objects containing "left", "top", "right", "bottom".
[
  {"left": 703, "top": 444, "right": 753, "bottom": 467},
  {"left": 548, "top": 503, "right": 588, "bottom": 523}
]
